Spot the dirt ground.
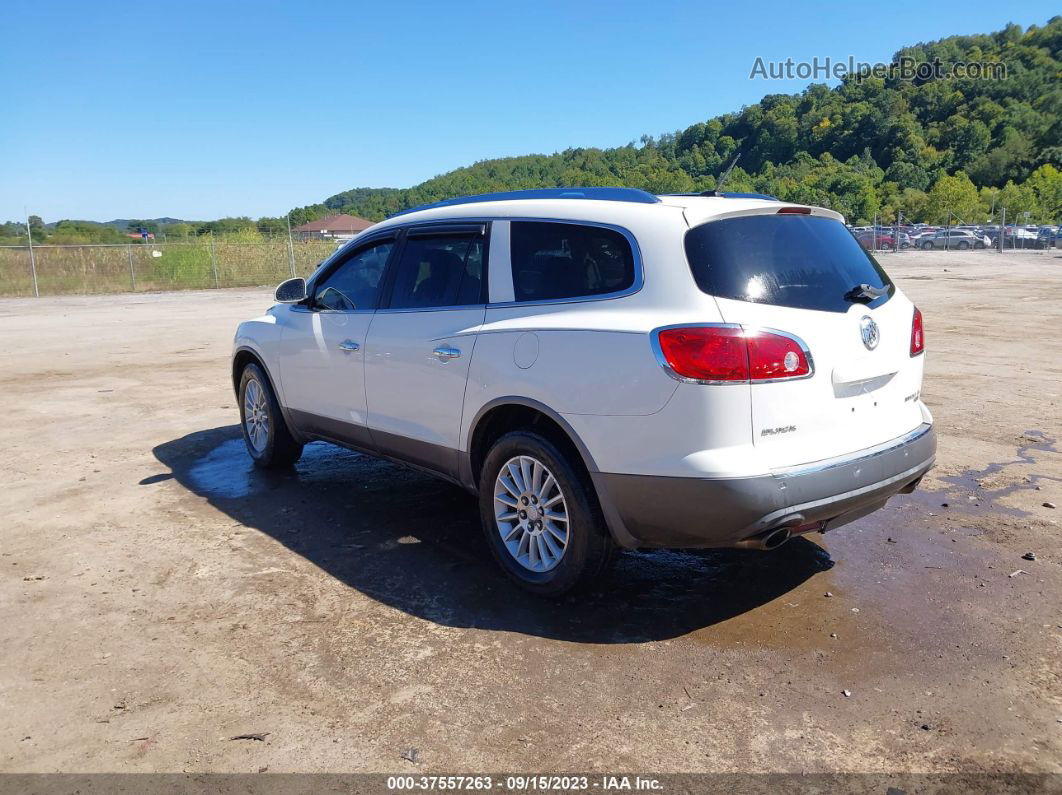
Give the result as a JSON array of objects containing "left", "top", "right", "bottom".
[{"left": 1, "top": 248, "right": 1059, "bottom": 776}]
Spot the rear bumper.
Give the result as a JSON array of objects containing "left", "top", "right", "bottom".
[{"left": 593, "top": 423, "right": 936, "bottom": 549}]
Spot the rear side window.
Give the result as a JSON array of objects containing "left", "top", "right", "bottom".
[
  {"left": 685, "top": 215, "right": 894, "bottom": 313},
  {"left": 387, "top": 233, "right": 485, "bottom": 309},
  {"left": 510, "top": 221, "right": 635, "bottom": 302}
]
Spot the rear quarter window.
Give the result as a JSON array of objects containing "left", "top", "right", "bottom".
[
  {"left": 685, "top": 214, "right": 894, "bottom": 313},
  {"left": 509, "top": 221, "right": 635, "bottom": 302}
]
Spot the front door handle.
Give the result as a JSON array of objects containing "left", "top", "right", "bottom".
[
  {"left": 338, "top": 340, "right": 360, "bottom": 352},
  {"left": 432, "top": 345, "right": 461, "bottom": 361}
]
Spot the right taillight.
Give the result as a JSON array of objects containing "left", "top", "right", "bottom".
[
  {"left": 746, "top": 330, "right": 812, "bottom": 380},
  {"left": 910, "top": 307, "right": 925, "bottom": 356},
  {"left": 654, "top": 325, "right": 812, "bottom": 383}
]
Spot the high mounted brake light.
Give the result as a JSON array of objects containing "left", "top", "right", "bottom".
[
  {"left": 653, "top": 326, "right": 813, "bottom": 384},
  {"left": 777, "top": 206, "right": 812, "bottom": 214}
]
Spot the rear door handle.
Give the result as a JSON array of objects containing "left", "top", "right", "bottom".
[
  {"left": 338, "top": 340, "right": 360, "bottom": 352},
  {"left": 432, "top": 345, "right": 461, "bottom": 361}
]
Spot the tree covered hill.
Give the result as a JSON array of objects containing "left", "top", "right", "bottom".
[
  {"left": 293, "top": 17, "right": 1061, "bottom": 227},
  {"left": 6, "top": 17, "right": 1058, "bottom": 246}
]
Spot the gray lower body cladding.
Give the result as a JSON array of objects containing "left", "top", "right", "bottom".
[{"left": 592, "top": 424, "right": 937, "bottom": 549}]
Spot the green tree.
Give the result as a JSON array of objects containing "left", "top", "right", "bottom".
[
  {"left": 924, "top": 171, "right": 982, "bottom": 223},
  {"left": 28, "top": 215, "right": 45, "bottom": 240},
  {"left": 1026, "top": 163, "right": 1062, "bottom": 220},
  {"left": 996, "top": 179, "right": 1041, "bottom": 223}
]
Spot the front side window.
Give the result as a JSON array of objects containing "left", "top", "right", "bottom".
[
  {"left": 387, "top": 233, "right": 485, "bottom": 309},
  {"left": 509, "top": 221, "right": 635, "bottom": 302},
  {"left": 314, "top": 239, "right": 394, "bottom": 311}
]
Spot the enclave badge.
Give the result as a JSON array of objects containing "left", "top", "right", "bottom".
[{"left": 860, "top": 315, "right": 880, "bottom": 350}]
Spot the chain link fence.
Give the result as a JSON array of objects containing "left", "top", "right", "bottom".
[
  {"left": 0, "top": 238, "right": 340, "bottom": 297},
  {"left": 2, "top": 224, "right": 1055, "bottom": 298}
]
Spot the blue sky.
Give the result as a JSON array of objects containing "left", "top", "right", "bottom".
[{"left": 0, "top": 1, "right": 1056, "bottom": 222}]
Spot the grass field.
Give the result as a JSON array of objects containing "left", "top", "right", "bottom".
[{"left": 0, "top": 239, "right": 338, "bottom": 296}]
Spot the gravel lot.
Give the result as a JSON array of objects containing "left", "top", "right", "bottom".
[{"left": 1, "top": 249, "right": 1059, "bottom": 775}]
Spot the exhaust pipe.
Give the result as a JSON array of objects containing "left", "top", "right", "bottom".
[{"left": 733, "top": 526, "right": 792, "bottom": 551}]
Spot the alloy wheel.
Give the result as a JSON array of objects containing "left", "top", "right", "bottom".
[
  {"left": 243, "top": 378, "right": 270, "bottom": 453},
  {"left": 493, "top": 455, "right": 569, "bottom": 572}
]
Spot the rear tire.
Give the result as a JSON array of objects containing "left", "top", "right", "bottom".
[
  {"left": 922, "top": 241, "right": 934, "bottom": 250},
  {"left": 238, "top": 363, "right": 303, "bottom": 469},
  {"left": 478, "top": 430, "right": 616, "bottom": 596}
]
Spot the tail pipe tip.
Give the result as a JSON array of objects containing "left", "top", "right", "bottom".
[{"left": 734, "top": 525, "right": 793, "bottom": 551}]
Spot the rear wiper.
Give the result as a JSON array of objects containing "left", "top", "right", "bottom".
[{"left": 844, "top": 283, "right": 889, "bottom": 303}]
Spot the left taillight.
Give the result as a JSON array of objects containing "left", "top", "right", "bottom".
[
  {"left": 654, "top": 325, "right": 812, "bottom": 384},
  {"left": 910, "top": 306, "right": 925, "bottom": 356}
]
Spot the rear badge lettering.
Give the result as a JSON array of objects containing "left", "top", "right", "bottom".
[{"left": 761, "top": 425, "right": 797, "bottom": 436}]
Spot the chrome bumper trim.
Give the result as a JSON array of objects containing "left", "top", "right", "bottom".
[{"left": 769, "top": 422, "right": 934, "bottom": 478}]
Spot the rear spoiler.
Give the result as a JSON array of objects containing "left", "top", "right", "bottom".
[{"left": 683, "top": 203, "right": 846, "bottom": 228}]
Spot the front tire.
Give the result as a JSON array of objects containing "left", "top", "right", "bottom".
[
  {"left": 478, "top": 430, "right": 616, "bottom": 596},
  {"left": 239, "top": 363, "right": 303, "bottom": 469}
]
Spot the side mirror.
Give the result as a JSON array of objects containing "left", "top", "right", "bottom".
[{"left": 274, "top": 277, "right": 307, "bottom": 304}]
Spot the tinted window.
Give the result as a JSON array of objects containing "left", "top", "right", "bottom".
[
  {"left": 684, "top": 215, "right": 893, "bottom": 313},
  {"left": 387, "top": 234, "right": 485, "bottom": 309},
  {"left": 510, "top": 221, "right": 635, "bottom": 302},
  {"left": 314, "top": 239, "right": 393, "bottom": 311}
]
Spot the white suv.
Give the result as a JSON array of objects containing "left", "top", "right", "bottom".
[{"left": 232, "top": 188, "right": 936, "bottom": 595}]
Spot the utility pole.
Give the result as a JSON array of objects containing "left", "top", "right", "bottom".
[
  {"left": 25, "top": 212, "right": 39, "bottom": 298},
  {"left": 286, "top": 213, "right": 296, "bottom": 278},
  {"left": 999, "top": 207, "right": 1005, "bottom": 253}
]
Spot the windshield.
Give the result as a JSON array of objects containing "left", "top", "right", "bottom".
[{"left": 684, "top": 214, "right": 894, "bottom": 313}]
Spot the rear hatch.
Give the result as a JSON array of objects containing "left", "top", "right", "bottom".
[{"left": 685, "top": 210, "right": 925, "bottom": 469}]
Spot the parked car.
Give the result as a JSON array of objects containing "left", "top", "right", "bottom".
[
  {"left": 856, "top": 232, "right": 897, "bottom": 250},
  {"left": 232, "top": 188, "right": 936, "bottom": 594},
  {"left": 918, "top": 229, "right": 989, "bottom": 249},
  {"left": 1035, "top": 226, "right": 1058, "bottom": 249},
  {"left": 989, "top": 226, "right": 1040, "bottom": 248}
]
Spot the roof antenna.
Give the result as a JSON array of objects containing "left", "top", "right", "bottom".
[{"left": 702, "top": 153, "right": 741, "bottom": 197}]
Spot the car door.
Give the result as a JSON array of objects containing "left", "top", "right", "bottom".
[
  {"left": 363, "top": 223, "right": 488, "bottom": 478},
  {"left": 274, "top": 234, "right": 397, "bottom": 447}
]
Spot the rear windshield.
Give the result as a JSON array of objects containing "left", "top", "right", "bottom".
[{"left": 685, "top": 215, "right": 894, "bottom": 313}]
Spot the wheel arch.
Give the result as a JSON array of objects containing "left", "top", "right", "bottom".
[
  {"left": 464, "top": 397, "right": 639, "bottom": 549},
  {"left": 465, "top": 397, "right": 600, "bottom": 488},
  {"left": 232, "top": 346, "right": 307, "bottom": 444},
  {"left": 232, "top": 346, "right": 271, "bottom": 397}
]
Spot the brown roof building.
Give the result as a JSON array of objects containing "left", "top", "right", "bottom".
[{"left": 293, "top": 214, "right": 374, "bottom": 239}]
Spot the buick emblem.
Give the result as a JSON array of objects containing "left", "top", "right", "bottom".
[{"left": 860, "top": 316, "right": 880, "bottom": 350}]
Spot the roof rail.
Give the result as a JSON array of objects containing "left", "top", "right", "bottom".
[
  {"left": 389, "top": 187, "right": 661, "bottom": 218},
  {"left": 700, "top": 191, "right": 779, "bottom": 201},
  {"left": 659, "top": 191, "right": 780, "bottom": 201}
]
